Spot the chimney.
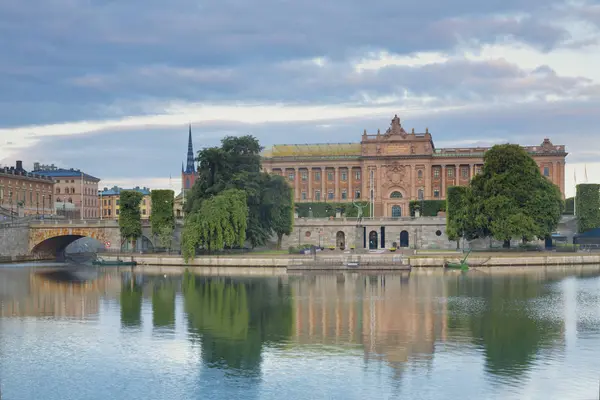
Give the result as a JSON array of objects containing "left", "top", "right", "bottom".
[{"left": 16, "top": 160, "right": 23, "bottom": 171}]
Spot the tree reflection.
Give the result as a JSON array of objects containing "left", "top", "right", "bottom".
[
  {"left": 152, "top": 280, "right": 176, "bottom": 328},
  {"left": 120, "top": 278, "right": 143, "bottom": 328},
  {"left": 182, "top": 271, "right": 293, "bottom": 376},
  {"left": 447, "top": 274, "right": 563, "bottom": 378}
]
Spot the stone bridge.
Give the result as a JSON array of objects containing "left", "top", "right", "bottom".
[{"left": 26, "top": 219, "right": 182, "bottom": 260}]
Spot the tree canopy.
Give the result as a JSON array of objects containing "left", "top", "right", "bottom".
[
  {"left": 184, "top": 135, "right": 294, "bottom": 254},
  {"left": 447, "top": 144, "right": 563, "bottom": 247},
  {"left": 575, "top": 184, "right": 600, "bottom": 233},
  {"left": 118, "top": 190, "right": 143, "bottom": 245},
  {"left": 150, "top": 189, "right": 175, "bottom": 249}
]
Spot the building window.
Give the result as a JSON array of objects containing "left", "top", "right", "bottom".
[
  {"left": 476, "top": 166, "right": 482, "bottom": 174},
  {"left": 390, "top": 191, "right": 402, "bottom": 199},
  {"left": 142, "top": 209, "right": 146, "bottom": 215},
  {"left": 448, "top": 168, "right": 454, "bottom": 178},
  {"left": 103, "top": 199, "right": 107, "bottom": 206},
  {"left": 341, "top": 171, "right": 347, "bottom": 181},
  {"left": 142, "top": 200, "right": 145, "bottom": 206},
  {"left": 315, "top": 172, "right": 321, "bottom": 181},
  {"left": 328, "top": 190, "right": 334, "bottom": 200},
  {"left": 301, "top": 191, "right": 307, "bottom": 200},
  {"left": 315, "top": 190, "right": 321, "bottom": 201},
  {"left": 417, "top": 170, "right": 423, "bottom": 179},
  {"left": 355, "top": 190, "right": 361, "bottom": 199},
  {"left": 108, "top": 200, "right": 112, "bottom": 206},
  {"left": 434, "top": 168, "right": 440, "bottom": 178},
  {"left": 392, "top": 205, "right": 401, "bottom": 218},
  {"left": 433, "top": 189, "right": 440, "bottom": 198},
  {"left": 341, "top": 190, "right": 347, "bottom": 200},
  {"left": 288, "top": 172, "right": 295, "bottom": 181},
  {"left": 301, "top": 171, "right": 308, "bottom": 181},
  {"left": 355, "top": 170, "right": 361, "bottom": 180},
  {"left": 116, "top": 209, "right": 119, "bottom": 215},
  {"left": 68, "top": 197, "right": 73, "bottom": 203},
  {"left": 108, "top": 209, "right": 112, "bottom": 216},
  {"left": 543, "top": 166, "right": 550, "bottom": 177},
  {"left": 327, "top": 171, "right": 334, "bottom": 181},
  {"left": 462, "top": 167, "right": 469, "bottom": 178},
  {"left": 418, "top": 189, "right": 424, "bottom": 200}
]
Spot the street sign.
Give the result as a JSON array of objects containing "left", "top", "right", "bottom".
[{"left": 104, "top": 241, "right": 111, "bottom": 248}]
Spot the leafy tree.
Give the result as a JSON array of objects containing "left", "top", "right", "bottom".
[
  {"left": 576, "top": 184, "right": 600, "bottom": 233},
  {"left": 181, "top": 189, "right": 248, "bottom": 261},
  {"left": 467, "top": 144, "right": 563, "bottom": 247},
  {"left": 446, "top": 186, "right": 469, "bottom": 248},
  {"left": 263, "top": 175, "right": 294, "bottom": 249},
  {"left": 119, "top": 190, "right": 143, "bottom": 248},
  {"left": 185, "top": 135, "right": 294, "bottom": 249},
  {"left": 150, "top": 190, "right": 175, "bottom": 250}
]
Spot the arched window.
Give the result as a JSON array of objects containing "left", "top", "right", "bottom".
[
  {"left": 390, "top": 191, "right": 402, "bottom": 198},
  {"left": 56, "top": 188, "right": 60, "bottom": 194},
  {"left": 392, "top": 205, "right": 401, "bottom": 217},
  {"left": 71, "top": 187, "right": 76, "bottom": 194},
  {"left": 56, "top": 197, "right": 62, "bottom": 203}
]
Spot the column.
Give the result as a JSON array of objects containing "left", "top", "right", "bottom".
[
  {"left": 294, "top": 168, "right": 300, "bottom": 201},
  {"left": 441, "top": 165, "right": 446, "bottom": 199},
  {"left": 410, "top": 164, "right": 416, "bottom": 199},
  {"left": 553, "top": 161, "right": 558, "bottom": 187},
  {"left": 334, "top": 167, "right": 339, "bottom": 201},
  {"left": 455, "top": 163, "right": 460, "bottom": 186},
  {"left": 348, "top": 167, "right": 353, "bottom": 200},
  {"left": 425, "top": 164, "right": 432, "bottom": 199},
  {"left": 308, "top": 167, "right": 313, "bottom": 201},
  {"left": 321, "top": 167, "right": 326, "bottom": 201}
]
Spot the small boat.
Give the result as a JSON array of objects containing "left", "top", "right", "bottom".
[
  {"left": 444, "top": 249, "right": 471, "bottom": 271},
  {"left": 92, "top": 258, "right": 137, "bottom": 267}
]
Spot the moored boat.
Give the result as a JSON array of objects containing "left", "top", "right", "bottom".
[{"left": 92, "top": 258, "right": 137, "bottom": 267}]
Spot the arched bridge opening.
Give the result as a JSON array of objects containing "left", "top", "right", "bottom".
[{"left": 31, "top": 235, "right": 91, "bottom": 261}]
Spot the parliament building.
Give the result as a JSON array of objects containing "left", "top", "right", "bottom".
[{"left": 262, "top": 115, "right": 567, "bottom": 218}]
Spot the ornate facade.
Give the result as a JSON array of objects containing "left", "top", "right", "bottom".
[{"left": 262, "top": 115, "right": 567, "bottom": 218}]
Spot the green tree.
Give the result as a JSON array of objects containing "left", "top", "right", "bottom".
[
  {"left": 150, "top": 190, "right": 175, "bottom": 250},
  {"left": 575, "top": 184, "right": 600, "bottom": 233},
  {"left": 119, "top": 190, "right": 143, "bottom": 248},
  {"left": 263, "top": 175, "right": 294, "bottom": 249},
  {"left": 468, "top": 144, "right": 563, "bottom": 247},
  {"left": 181, "top": 188, "right": 248, "bottom": 261},
  {"left": 446, "top": 186, "right": 469, "bottom": 249}
]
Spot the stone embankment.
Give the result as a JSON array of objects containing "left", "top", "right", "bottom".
[{"left": 100, "top": 252, "right": 600, "bottom": 268}]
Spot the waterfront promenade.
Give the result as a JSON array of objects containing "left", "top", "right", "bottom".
[{"left": 99, "top": 250, "right": 600, "bottom": 268}]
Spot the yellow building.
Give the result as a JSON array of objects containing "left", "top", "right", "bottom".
[{"left": 98, "top": 186, "right": 152, "bottom": 219}]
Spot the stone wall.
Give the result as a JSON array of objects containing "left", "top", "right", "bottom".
[{"left": 0, "top": 225, "right": 30, "bottom": 260}]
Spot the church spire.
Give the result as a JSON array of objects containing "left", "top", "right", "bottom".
[{"left": 185, "top": 124, "right": 195, "bottom": 173}]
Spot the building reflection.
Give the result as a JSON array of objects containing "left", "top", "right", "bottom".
[
  {"left": 0, "top": 268, "right": 121, "bottom": 318},
  {"left": 290, "top": 273, "right": 448, "bottom": 375}
]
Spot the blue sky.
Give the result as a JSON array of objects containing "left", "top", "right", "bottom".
[{"left": 1, "top": 0, "right": 599, "bottom": 196}]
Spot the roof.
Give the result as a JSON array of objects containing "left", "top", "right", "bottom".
[
  {"left": 99, "top": 186, "right": 151, "bottom": 196},
  {"left": 263, "top": 143, "right": 361, "bottom": 158},
  {"left": 34, "top": 168, "right": 100, "bottom": 182}
]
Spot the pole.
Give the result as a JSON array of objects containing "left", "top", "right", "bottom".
[{"left": 81, "top": 171, "right": 84, "bottom": 220}]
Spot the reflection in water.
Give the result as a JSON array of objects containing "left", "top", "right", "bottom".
[
  {"left": 182, "top": 271, "right": 294, "bottom": 376},
  {"left": 0, "top": 267, "right": 599, "bottom": 400}
]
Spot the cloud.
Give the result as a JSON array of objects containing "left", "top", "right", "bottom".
[{"left": 1, "top": 0, "right": 600, "bottom": 190}]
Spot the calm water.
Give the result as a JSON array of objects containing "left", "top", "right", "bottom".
[{"left": 1, "top": 266, "right": 600, "bottom": 400}]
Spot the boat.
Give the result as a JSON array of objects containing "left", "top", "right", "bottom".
[
  {"left": 92, "top": 258, "right": 137, "bottom": 267},
  {"left": 444, "top": 249, "right": 471, "bottom": 271}
]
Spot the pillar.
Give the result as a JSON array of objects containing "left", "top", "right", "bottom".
[
  {"left": 425, "top": 164, "right": 432, "bottom": 199},
  {"left": 321, "top": 166, "right": 326, "bottom": 201},
  {"left": 294, "top": 167, "right": 300, "bottom": 201},
  {"left": 455, "top": 164, "right": 460, "bottom": 185},
  {"left": 410, "top": 164, "right": 416, "bottom": 199},
  {"left": 334, "top": 166, "right": 339, "bottom": 201},
  {"left": 308, "top": 167, "right": 313, "bottom": 201}
]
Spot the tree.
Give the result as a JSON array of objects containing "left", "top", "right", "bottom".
[
  {"left": 181, "top": 188, "right": 248, "bottom": 261},
  {"left": 468, "top": 144, "right": 563, "bottom": 247},
  {"left": 150, "top": 190, "right": 175, "bottom": 250},
  {"left": 446, "top": 186, "right": 469, "bottom": 249},
  {"left": 185, "top": 135, "right": 293, "bottom": 249},
  {"left": 119, "top": 190, "right": 143, "bottom": 249},
  {"left": 576, "top": 184, "right": 600, "bottom": 233},
  {"left": 263, "top": 175, "right": 294, "bottom": 249}
]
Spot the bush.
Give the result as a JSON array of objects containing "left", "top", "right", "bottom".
[
  {"left": 409, "top": 200, "right": 446, "bottom": 216},
  {"left": 576, "top": 184, "right": 600, "bottom": 233}
]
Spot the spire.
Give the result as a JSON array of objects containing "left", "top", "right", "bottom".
[{"left": 185, "top": 124, "right": 195, "bottom": 174}]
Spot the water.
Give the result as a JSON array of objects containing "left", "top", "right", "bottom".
[{"left": 1, "top": 266, "right": 600, "bottom": 400}]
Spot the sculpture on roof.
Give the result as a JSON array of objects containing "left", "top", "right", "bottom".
[{"left": 385, "top": 114, "right": 406, "bottom": 137}]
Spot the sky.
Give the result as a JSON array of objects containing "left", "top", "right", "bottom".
[{"left": 1, "top": 0, "right": 599, "bottom": 197}]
